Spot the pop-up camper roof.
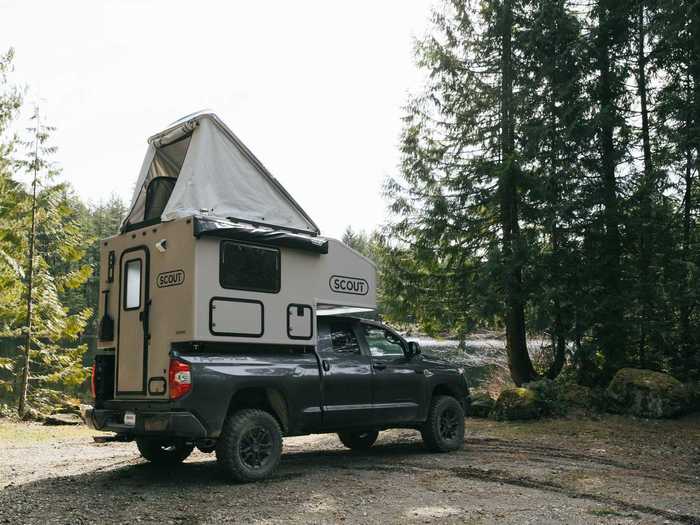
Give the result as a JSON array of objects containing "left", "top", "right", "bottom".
[{"left": 122, "top": 111, "right": 319, "bottom": 235}]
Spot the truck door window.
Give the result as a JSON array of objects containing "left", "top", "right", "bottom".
[
  {"left": 220, "top": 241, "right": 281, "bottom": 293},
  {"left": 329, "top": 324, "right": 360, "bottom": 354},
  {"left": 363, "top": 326, "right": 405, "bottom": 357},
  {"left": 124, "top": 259, "right": 142, "bottom": 310}
]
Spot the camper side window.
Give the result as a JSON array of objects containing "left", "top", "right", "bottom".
[{"left": 220, "top": 241, "right": 281, "bottom": 293}]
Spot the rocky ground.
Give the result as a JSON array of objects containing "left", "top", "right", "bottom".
[{"left": 0, "top": 413, "right": 699, "bottom": 524}]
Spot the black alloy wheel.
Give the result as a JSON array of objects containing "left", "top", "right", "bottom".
[{"left": 239, "top": 426, "right": 274, "bottom": 469}]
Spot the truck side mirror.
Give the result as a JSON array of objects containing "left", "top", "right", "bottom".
[{"left": 407, "top": 341, "right": 421, "bottom": 357}]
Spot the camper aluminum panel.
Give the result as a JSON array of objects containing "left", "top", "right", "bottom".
[
  {"left": 193, "top": 237, "right": 376, "bottom": 345},
  {"left": 98, "top": 218, "right": 196, "bottom": 399}
]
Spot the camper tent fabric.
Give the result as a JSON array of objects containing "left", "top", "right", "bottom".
[{"left": 122, "top": 112, "right": 319, "bottom": 235}]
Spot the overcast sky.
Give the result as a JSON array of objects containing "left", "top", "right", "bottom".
[{"left": 1, "top": 0, "right": 434, "bottom": 238}]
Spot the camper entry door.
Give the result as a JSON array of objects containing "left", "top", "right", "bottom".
[{"left": 117, "top": 247, "right": 149, "bottom": 395}]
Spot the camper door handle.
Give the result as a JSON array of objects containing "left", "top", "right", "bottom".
[
  {"left": 322, "top": 360, "right": 330, "bottom": 372},
  {"left": 373, "top": 363, "right": 387, "bottom": 371}
]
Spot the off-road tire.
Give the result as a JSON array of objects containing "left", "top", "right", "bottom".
[
  {"left": 136, "top": 438, "right": 194, "bottom": 465},
  {"left": 421, "top": 395, "right": 465, "bottom": 452},
  {"left": 216, "top": 409, "right": 283, "bottom": 483},
  {"left": 337, "top": 430, "right": 379, "bottom": 450}
]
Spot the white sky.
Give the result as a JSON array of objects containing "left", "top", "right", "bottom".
[{"left": 0, "top": 0, "right": 434, "bottom": 238}]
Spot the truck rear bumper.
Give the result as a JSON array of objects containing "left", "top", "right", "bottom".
[{"left": 81, "top": 405, "right": 207, "bottom": 439}]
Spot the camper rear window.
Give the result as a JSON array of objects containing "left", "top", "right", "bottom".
[{"left": 219, "top": 241, "right": 280, "bottom": 293}]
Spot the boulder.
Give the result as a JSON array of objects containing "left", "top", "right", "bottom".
[
  {"left": 492, "top": 387, "right": 542, "bottom": 421},
  {"left": 469, "top": 393, "right": 495, "bottom": 418},
  {"left": 606, "top": 368, "right": 689, "bottom": 418}
]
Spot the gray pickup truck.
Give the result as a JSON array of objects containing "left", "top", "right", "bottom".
[{"left": 86, "top": 315, "right": 470, "bottom": 482}]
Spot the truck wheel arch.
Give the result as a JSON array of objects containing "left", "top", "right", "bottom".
[
  {"left": 431, "top": 383, "right": 459, "bottom": 401},
  {"left": 226, "top": 387, "right": 289, "bottom": 433}
]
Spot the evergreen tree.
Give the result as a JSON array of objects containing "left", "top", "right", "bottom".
[{"left": 386, "top": 0, "right": 539, "bottom": 384}]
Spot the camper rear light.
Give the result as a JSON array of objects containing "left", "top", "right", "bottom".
[
  {"left": 91, "top": 363, "right": 97, "bottom": 398},
  {"left": 169, "top": 359, "right": 192, "bottom": 400}
]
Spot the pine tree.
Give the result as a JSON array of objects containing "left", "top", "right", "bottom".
[
  {"left": 3, "top": 106, "right": 94, "bottom": 416},
  {"left": 387, "top": 0, "right": 539, "bottom": 384},
  {"left": 518, "top": 0, "right": 589, "bottom": 378}
]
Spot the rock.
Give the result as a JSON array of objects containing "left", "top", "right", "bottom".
[
  {"left": 492, "top": 387, "right": 543, "bottom": 421},
  {"left": 606, "top": 368, "right": 690, "bottom": 418},
  {"left": 43, "top": 413, "right": 83, "bottom": 426},
  {"left": 469, "top": 393, "right": 495, "bottom": 418}
]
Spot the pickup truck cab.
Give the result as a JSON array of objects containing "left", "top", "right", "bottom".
[{"left": 86, "top": 315, "right": 470, "bottom": 482}]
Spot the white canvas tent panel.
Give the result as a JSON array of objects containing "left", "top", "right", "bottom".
[{"left": 122, "top": 112, "right": 319, "bottom": 234}]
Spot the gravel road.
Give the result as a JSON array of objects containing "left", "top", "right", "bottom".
[{"left": 1, "top": 414, "right": 698, "bottom": 524}]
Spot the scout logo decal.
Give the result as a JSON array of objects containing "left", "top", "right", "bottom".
[
  {"left": 329, "top": 275, "right": 368, "bottom": 296},
  {"left": 157, "top": 269, "right": 185, "bottom": 288}
]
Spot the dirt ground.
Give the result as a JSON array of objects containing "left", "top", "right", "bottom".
[{"left": 0, "top": 413, "right": 699, "bottom": 524}]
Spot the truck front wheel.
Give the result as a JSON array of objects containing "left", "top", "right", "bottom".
[
  {"left": 421, "top": 395, "right": 465, "bottom": 452},
  {"left": 136, "top": 438, "right": 194, "bottom": 465},
  {"left": 216, "top": 409, "right": 283, "bottom": 483},
  {"left": 337, "top": 430, "right": 379, "bottom": 450}
]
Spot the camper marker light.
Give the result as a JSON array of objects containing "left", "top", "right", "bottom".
[
  {"left": 169, "top": 359, "right": 192, "bottom": 400},
  {"left": 155, "top": 239, "right": 168, "bottom": 253}
]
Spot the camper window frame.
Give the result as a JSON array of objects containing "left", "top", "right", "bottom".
[{"left": 219, "top": 240, "right": 281, "bottom": 294}]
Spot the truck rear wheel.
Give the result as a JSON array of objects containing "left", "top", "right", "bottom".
[
  {"left": 136, "top": 438, "right": 194, "bottom": 465},
  {"left": 337, "top": 430, "right": 379, "bottom": 450},
  {"left": 216, "top": 409, "right": 283, "bottom": 483},
  {"left": 421, "top": 395, "right": 465, "bottom": 452}
]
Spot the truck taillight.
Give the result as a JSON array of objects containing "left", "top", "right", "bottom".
[
  {"left": 91, "top": 363, "right": 97, "bottom": 398},
  {"left": 169, "top": 359, "right": 192, "bottom": 400}
]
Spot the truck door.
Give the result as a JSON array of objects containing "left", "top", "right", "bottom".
[
  {"left": 116, "top": 247, "right": 149, "bottom": 395},
  {"left": 316, "top": 319, "right": 373, "bottom": 428},
  {"left": 359, "top": 323, "right": 424, "bottom": 424}
]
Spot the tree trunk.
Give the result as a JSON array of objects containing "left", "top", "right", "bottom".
[
  {"left": 499, "top": 0, "right": 536, "bottom": 386},
  {"left": 636, "top": 0, "right": 653, "bottom": 368},
  {"left": 17, "top": 124, "right": 39, "bottom": 418}
]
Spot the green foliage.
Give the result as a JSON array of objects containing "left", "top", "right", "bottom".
[
  {"left": 384, "top": 0, "right": 700, "bottom": 385},
  {"left": 0, "top": 50, "right": 103, "bottom": 415}
]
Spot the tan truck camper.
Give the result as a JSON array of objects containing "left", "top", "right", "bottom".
[
  {"left": 86, "top": 111, "right": 469, "bottom": 482},
  {"left": 95, "top": 111, "right": 377, "bottom": 401}
]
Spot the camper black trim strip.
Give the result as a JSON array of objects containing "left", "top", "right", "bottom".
[
  {"left": 116, "top": 245, "right": 150, "bottom": 396},
  {"left": 287, "top": 303, "right": 313, "bottom": 340},
  {"left": 193, "top": 216, "right": 328, "bottom": 254},
  {"left": 209, "top": 297, "right": 264, "bottom": 338}
]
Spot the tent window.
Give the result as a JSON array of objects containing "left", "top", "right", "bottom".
[
  {"left": 220, "top": 241, "right": 280, "bottom": 294},
  {"left": 144, "top": 177, "right": 176, "bottom": 222}
]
